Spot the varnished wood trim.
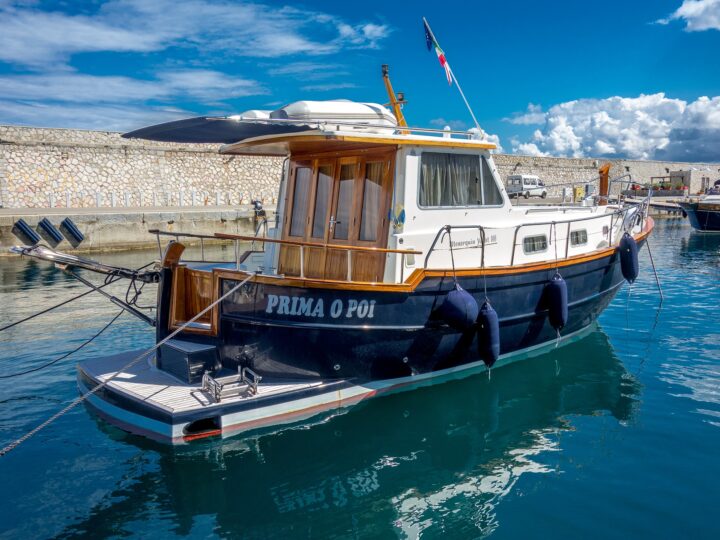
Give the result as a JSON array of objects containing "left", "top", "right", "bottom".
[
  {"left": 214, "top": 232, "right": 421, "bottom": 254},
  {"left": 212, "top": 219, "right": 654, "bottom": 293},
  {"left": 168, "top": 265, "right": 218, "bottom": 336},
  {"left": 161, "top": 241, "right": 185, "bottom": 268}
]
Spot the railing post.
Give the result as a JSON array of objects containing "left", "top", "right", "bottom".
[
  {"left": 346, "top": 250, "right": 352, "bottom": 282},
  {"left": 299, "top": 245, "right": 305, "bottom": 278},
  {"left": 200, "top": 238, "right": 205, "bottom": 262},
  {"left": 565, "top": 222, "right": 571, "bottom": 258},
  {"left": 235, "top": 240, "right": 240, "bottom": 270}
]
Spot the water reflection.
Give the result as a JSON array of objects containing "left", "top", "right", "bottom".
[{"left": 58, "top": 329, "right": 639, "bottom": 539}]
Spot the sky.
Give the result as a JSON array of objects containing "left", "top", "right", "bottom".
[{"left": 1, "top": 0, "right": 719, "bottom": 161}]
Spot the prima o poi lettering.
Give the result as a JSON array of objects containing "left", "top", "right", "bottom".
[{"left": 266, "top": 294, "right": 376, "bottom": 319}]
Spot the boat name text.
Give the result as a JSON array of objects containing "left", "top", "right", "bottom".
[{"left": 265, "top": 294, "right": 376, "bottom": 319}]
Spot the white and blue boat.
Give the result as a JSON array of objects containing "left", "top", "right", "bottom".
[{"left": 11, "top": 76, "right": 654, "bottom": 444}]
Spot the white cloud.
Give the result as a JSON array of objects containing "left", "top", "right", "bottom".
[
  {"left": 507, "top": 93, "right": 720, "bottom": 161},
  {"left": 266, "top": 62, "right": 347, "bottom": 81},
  {"left": 0, "top": 0, "right": 392, "bottom": 69},
  {"left": 0, "top": 100, "right": 189, "bottom": 131},
  {"left": 503, "top": 104, "right": 546, "bottom": 125},
  {"left": 657, "top": 0, "right": 720, "bottom": 31},
  {"left": 0, "top": 70, "right": 265, "bottom": 129}
]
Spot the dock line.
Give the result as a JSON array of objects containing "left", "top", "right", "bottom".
[{"left": 0, "top": 271, "right": 257, "bottom": 458}]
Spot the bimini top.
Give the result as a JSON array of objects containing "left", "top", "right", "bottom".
[{"left": 123, "top": 99, "right": 497, "bottom": 154}]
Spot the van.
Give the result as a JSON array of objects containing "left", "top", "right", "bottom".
[{"left": 506, "top": 175, "right": 548, "bottom": 199}]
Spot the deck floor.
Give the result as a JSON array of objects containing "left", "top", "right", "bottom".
[{"left": 80, "top": 351, "right": 324, "bottom": 414}]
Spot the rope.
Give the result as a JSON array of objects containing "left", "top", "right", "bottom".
[
  {"left": 0, "top": 311, "right": 124, "bottom": 379},
  {"left": 0, "top": 272, "right": 256, "bottom": 458},
  {"left": 0, "top": 261, "right": 155, "bottom": 334}
]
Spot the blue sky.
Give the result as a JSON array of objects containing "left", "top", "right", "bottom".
[{"left": 1, "top": 0, "right": 719, "bottom": 161}]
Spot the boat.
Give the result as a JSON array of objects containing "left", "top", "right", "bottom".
[
  {"left": 678, "top": 194, "right": 720, "bottom": 232},
  {"left": 8, "top": 68, "right": 654, "bottom": 444}
]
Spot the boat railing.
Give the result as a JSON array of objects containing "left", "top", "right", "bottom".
[
  {"left": 423, "top": 201, "right": 648, "bottom": 271},
  {"left": 214, "top": 233, "right": 422, "bottom": 280},
  {"left": 148, "top": 228, "right": 421, "bottom": 281}
]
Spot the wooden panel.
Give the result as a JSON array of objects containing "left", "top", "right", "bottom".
[{"left": 169, "top": 266, "right": 216, "bottom": 334}]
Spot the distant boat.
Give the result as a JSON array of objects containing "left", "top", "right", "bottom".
[{"left": 678, "top": 194, "right": 720, "bottom": 232}]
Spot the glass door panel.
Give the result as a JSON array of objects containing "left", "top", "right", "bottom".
[{"left": 332, "top": 163, "right": 356, "bottom": 241}]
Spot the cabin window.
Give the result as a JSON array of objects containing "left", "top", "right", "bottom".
[
  {"left": 523, "top": 235, "right": 547, "bottom": 254},
  {"left": 332, "top": 163, "right": 355, "bottom": 240},
  {"left": 419, "top": 152, "right": 502, "bottom": 207},
  {"left": 311, "top": 164, "right": 333, "bottom": 238},
  {"left": 289, "top": 165, "right": 312, "bottom": 237},
  {"left": 570, "top": 229, "right": 588, "bottom": 246},
  {"left": 359, "top": 161, "right": 385, "bottom": 241}
]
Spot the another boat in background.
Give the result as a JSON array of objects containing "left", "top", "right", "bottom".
[{"left": 678, "top": 194, "right": 720, "bottom": 232}]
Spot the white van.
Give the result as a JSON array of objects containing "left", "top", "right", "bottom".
[{"left": 506, "top": 175, "right": 547, "bottom": 199}]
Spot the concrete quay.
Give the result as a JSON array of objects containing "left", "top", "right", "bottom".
[{"left": 0, "top": 205, "right": 276, "bottom": 255}]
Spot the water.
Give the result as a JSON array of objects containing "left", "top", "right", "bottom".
[{"left": 1, "top": 219, "right": 719, "bottom": 539}]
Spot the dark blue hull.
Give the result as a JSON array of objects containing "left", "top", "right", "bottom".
[
  {"left": 210, "top": 245, "right": 636, "bottom": 382},
  {"left": 679, "top": 202, "right": 720, "bottom": 232}
]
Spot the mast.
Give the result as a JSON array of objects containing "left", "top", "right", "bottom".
[{"left": 382, "top": 64, "right": 408, "bottom": 128}]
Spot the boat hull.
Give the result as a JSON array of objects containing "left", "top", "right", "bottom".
[
  {"left": 77, "top": 324, "right": 596, "bottom": 444},
  {"left": 216, "top": 246, "right": 632, "bottom": 381}
]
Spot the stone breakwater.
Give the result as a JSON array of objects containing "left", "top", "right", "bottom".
[
  {"left": 0, "top": 125, "right": 283, "bottom": 209},
  {"left": 1, "top": 125, "right": 718, "bottom": 210}
]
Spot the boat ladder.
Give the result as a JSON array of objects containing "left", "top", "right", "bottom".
[{"left": 202, "top": 367, "right": 262, "bottom": 403}]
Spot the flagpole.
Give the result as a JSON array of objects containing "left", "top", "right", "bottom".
[{"left": 422, "top": 17, "right": 481, "bottom": 132}]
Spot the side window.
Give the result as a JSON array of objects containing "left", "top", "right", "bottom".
[
  {"left": 419, "top": 152, "right": 480, "bottom": 206},
  {"left": 570, "top": 229, "right": 588, "bottom": 246},
  {"left": 523, "top": 235, "right": 547, "bottom": 254},
  {"left": 418, "top": 152, "right": 503, "bottom": 207},
  {"left": 481, "top": 156, "right": 503, "bottom": 205}
]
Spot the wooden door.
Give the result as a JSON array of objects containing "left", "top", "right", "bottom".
[
  {"left": 278, "top": 161, "right": 312, "bottom": 276},
  {"left": 324, "top": 158, "right": 360, "bottom": 280},
  {"left": 304, "top": 160, "right": 335, "bottom": 278},
  {"left": 352, "top": 156, "right": 394, "bottom": 282},
  {"left": 279, "top": 152, "right": 394, "bottom": 282}
]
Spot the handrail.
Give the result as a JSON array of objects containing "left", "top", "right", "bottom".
[
  {"left": 423, "top": 201, "right": 648, "bottom": 270},
  {"left": 213, "top": 232, "right": 422, "bottom": 255}
]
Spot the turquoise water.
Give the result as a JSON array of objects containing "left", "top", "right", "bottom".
[{"left": 1, "top": 219, "right": 719, "bottom": 539}]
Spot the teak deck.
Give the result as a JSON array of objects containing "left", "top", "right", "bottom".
[{"left": 80, "top": 352, "right": 324, "bottom": 414}]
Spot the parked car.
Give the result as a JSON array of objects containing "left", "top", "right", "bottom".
[{"left": 506, "top": 175, "right": 548, "bottom": 199}]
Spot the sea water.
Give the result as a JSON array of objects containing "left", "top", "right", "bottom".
[{"left": 0, "top": 218, "right": 719, "bottom": 539}]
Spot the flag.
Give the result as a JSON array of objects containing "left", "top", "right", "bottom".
[{"left": 423, "top": 18, "right": 453, "bottom": 85}]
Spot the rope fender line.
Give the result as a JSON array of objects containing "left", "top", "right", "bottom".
[
  {"left": 0, "top": 272, "right": 257, "bottom": 458},
  {"left": 0, "top": 260, "right": 155, "bottom": 335},
  {"left": 0, "top": 310, "right": 124, "bottom": 380}
]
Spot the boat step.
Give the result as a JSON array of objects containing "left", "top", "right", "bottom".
[{"left": 202, "top": 367, "right": 263, "bottom": 403}]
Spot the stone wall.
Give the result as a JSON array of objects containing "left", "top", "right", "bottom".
[
  {"left": 0, "top": 125, "right": 283, "bottom": 209},
  {"left": 1, "top": 125, "right": 719, "bottom": 209}
]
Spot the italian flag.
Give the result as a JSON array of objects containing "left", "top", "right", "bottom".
[{"left": 424, "top": 18, "right": 453, "bottom": 85}]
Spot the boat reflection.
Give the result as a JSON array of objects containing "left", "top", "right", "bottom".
[{"left": 61, "top": 328, "right": 639, "bottom": 539}]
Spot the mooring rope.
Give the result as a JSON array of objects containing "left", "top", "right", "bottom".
[
  {"left": 0, "top": 311, "right": 124, "bottom": 379},
  {"left": 0, "top": 261, "right": 155, "bottom": 334},
  {"left": 0, "top": 272, "right": 256, "bottom": 458}
]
